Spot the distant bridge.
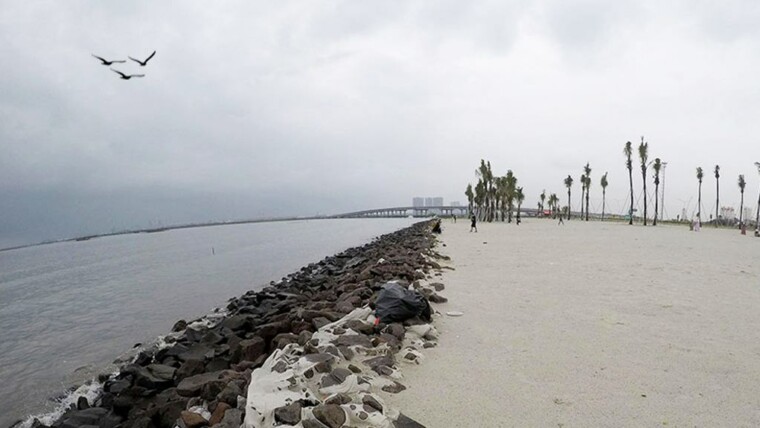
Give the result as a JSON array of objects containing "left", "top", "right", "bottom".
[
  {"left": 335, "top": 206, "right": 555, "bottom": 218},
  {"left": 334, "top": 205, "right": 628, "bottom": 220}
]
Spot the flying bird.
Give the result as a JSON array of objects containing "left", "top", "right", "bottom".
[
  {"left": 92, "top": 54, "right": 126, "bottom": 66},
  {"left": 111, "top": 69, "right": 145, "bottom": 80},
  {"left": 128, "top": 50, "right": 156, "bottom": 66}
]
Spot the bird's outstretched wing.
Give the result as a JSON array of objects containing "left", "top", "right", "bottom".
[
  {"left": 132, "top": 74, "right": 145, "bottom": 78},
  {"left": 145, "top": 50, "right": 156, "bottom": 62},
  {"left": 112, "top": 60, "right": 126, "bottom": 64},
  {"left": 128, "top": 56, "right": 141, "bottom": 64},
  {"left": 110, "top": 68, "right": 127, "bottom": 78},
  {"left": 92, "top": 54, "right": 107, "bottom": 64}
]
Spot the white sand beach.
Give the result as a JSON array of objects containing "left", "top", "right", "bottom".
[{"left": 387, "top": 219, "right": 760, "bottom": 427}]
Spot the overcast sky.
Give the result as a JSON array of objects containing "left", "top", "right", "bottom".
[{"left": 2, "top": 1, "right": 760, "bottom": 247}]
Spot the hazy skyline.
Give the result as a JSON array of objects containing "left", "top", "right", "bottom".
[{"left": 2, "top": 1, "right": 760, "bottom": 247}]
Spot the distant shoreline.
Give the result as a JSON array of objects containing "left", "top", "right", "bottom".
[{"left": 0, "top": 215, "right": 416, "bottom": 253}]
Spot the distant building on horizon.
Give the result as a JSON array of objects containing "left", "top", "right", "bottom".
[
  {"left": 432, "top": 197, "right": 443, "bottom": 206},
  {"left": 450, "top": 201, "right": 461, "bottom": 206},
  {"left": 412, "top": 197, "right": 424, "bottom": 208},
  {"left": 424, "top": 197, "right": 433, "bottom": 207}
]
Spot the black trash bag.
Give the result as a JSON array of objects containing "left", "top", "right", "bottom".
[{"left": 374, "top": 282, "right": 432, "bottom": 323}]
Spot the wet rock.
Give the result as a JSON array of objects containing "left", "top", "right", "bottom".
[
  {"left": 321, "top": 368, "right": 352, "bottom": 388},
  {"left": 180, "top": 411, "right": 208, "bottom": 428},
  {"left": 394, "top": 413, "right": 426, "bottom": 428},
  {"left": 208, "top": 402, "right": 230, "bottom": 426},
  {"left": 347, "top": 364, "right": 362, "bottom": 374},
  {"left": 325, "top": 393, "right": 352, "bottom": 405},
  {"left": 233, "top": 336, "right": 265, "bottom": 363},
  {"left": 312, "top": 317, "right": 331, "bottom": 330},
  {"left": 215, "top": 409, "right": 243, "bottom": 428},
  {"left": 176, "top": 371, "right": 231, "bottom": 399},
  {"left": 382, "top": 381, "right": 407, "bottom": 394},
  {"left": 76, "top": 396, "right": 90, "bottom": 410},
  {"left": 312, "top": 404, "right": 346, "bottom": 428},
  {"left": 216, "top": 381, "right": 243, "bottom": 407},
  {"left": 430, "top": 283, "right": 445, "bottom": 292},
  {"left": 362, "top": 394, "right": 383, "bottom": 412},
  {"left": 176, "top": 359, "right": 206, "bottom": 382},
  {"left": 274, "top": 402, "right": 302, "bottom": 425},
  {"left": 302, "top": 420, "right": 330, "bottom": 428},
  {"left": 172, "top": 320, "right": 188, "bottom": 332},
  {"left": 205, "top": 358, "right": 230, "bottom": 372},
  {"left": 385, "top": 323, "right": 405, "bottom": 340},
  {"left": 125, "top": 364, "right": 176, "bottom": 390},
  {"left": 333, "top": 334, "right": 372, "bottom": 348},
  {"left": 345, "top": 320, "right": 374, "bottom": 335}
]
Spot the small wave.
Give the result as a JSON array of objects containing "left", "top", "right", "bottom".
[{"left": 17, "top": 379, "right": 106, "bottom": 428}]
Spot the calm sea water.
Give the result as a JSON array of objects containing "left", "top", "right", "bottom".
[{"left": 0, "top": 218, "right": 415, "bottom": 426}]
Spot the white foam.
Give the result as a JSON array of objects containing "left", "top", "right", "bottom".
[{"left": 18, "top": 379, "right": 106, "bottom": 428}]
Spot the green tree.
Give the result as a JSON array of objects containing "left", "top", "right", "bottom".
[
  {"left": 600, "top": 172, "right": 608, "bottom": 221},
  {"left": 465, "top": 183, "right": 474, "bottom": 215},
  {"left": 653, "top": 159, "right": 661, "bottom": 226},
  {"left": 624, "top": 141, "right": 634, "bottom": 225},
  {"left": 564, "top": 175, "right": 574, "bottom": 220},
  {"left": 638, "top": 137, "right": 649, "bottom": 225},
  {"left": 714, "top": 165, "right": 720, "bottom": 226},
  {"left": 696, "top": 167, "right": 704, "bottom": 223},
  {"left": 540, "top": 190, "right": 546, "bottom": 214},
  {"left": 738, "top": 174, "right": 746, "bottom": 226},
  {"left": 515, "top": 186, "right": 525, "bottom": 223},
  {"left": 548, "top": 193, "right": 559, "bottom": 218},
  {"left": 504, "top": 171, "right": 517, "bottom": 223}
]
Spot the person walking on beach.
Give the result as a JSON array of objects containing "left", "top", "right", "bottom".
[
  {"left": 470, "top": 214, "right": 478, "bottom": 232},
  {"left": 558, "top": 215, "right": 564, "bottom": 225}
]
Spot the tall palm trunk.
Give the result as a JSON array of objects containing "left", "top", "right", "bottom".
[
  {"left": 567, "top": 189, "right": 571, "bottom": 220},
  {"left": 641, "top": 168, "right": 648, "bottom": 226},
  {"left": 715, "top": 174, "right": 720, "bottom": 227},
  {"left": 628, "top": 168, "right": 634, "bottom": 225},
  {"left": 602, "top": 188, "right": 606, "bottom": 221},
  {"left": 653, "top": 180, "right": 659, "bottom": 226},
  {"left": 739, "top": 190, "right": 744, "bottom": 225},
  {"left": 585, "top": 185, "right": 590, "bottom": 221},
  {"left": 698, "top": 182, "right": 702, "bottom": 223}
]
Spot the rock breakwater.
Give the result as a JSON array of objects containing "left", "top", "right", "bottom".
[{"left": 24, "top": 220, "right": 449, "bottom": 428}]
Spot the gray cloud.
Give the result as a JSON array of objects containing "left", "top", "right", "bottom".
[{"left": 2, "top": 1, "right": 760, "bottom": 247}]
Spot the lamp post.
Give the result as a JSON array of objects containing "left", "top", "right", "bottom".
[{"left": 755, "top": 162, "right": 760, "bottom": 228}]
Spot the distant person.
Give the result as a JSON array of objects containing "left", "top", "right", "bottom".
[
  {"left": 451, "top": 214, "right": 457, "bottom": 223},
  {"left": 755, "top": 228, "right": 759, "bottom": 237},
  {"left": 558, "top": 215, "right": 564, "bottom": 225},
  {"left": 516, "top": 215, "right": 521, "bottom": 225},
  {"left": 470, "top": 214, "right": 478, "bottom": 233}
]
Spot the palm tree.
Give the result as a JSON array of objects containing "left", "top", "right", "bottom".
[
  {"left": 476, "top": 160, "right": 494, "bottom": 221},
  {"left": 474, "top": 179, "right": 485, "bottom": 220},
  {"left": 652, "top": 158, "right": 661, "bottom": 226},
  {"left": 714, "top": 165, "right": 720, "bottom": 226},
  {"left": 504, "top": 171, "right": 517, "bottom": 223},
  {"left": 638, "top": 137, "right": 649, "bottom": 225},
  {"left": 696, "top": 167, "right": 704, "bottom": 224},
  {"left": 584, "top": 163, "right": 592, "bottom": 221},
  {"left": 564, "top": 175, "right": 573, "bottom": 220},
  {"left": 465, "top": 183, "right": 474, "bottom": 215},
  {"left": 579, "top": 174, "right": 586, "bottom": 219},
  {"left": 540, "top": 190, "right": 546, "bottom": 215},
  {"left": 600, "top": 172, "right": 608, "bottom": 221},
  {"left": 624, "top": 141, "right": 634, "bottom": 224},
  {"left": 738, "top": 174, "right": 746, "bottom": 227},
  {"left": 548, "top": 193, "right": 559, "bottom": 218},
  {"left": 515, "top": 187, "right": 525, "bottom": 223}
]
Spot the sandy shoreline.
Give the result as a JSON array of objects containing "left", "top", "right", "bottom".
[{"left": 388, "top": 220, "right": 760, "bottom": 427}]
